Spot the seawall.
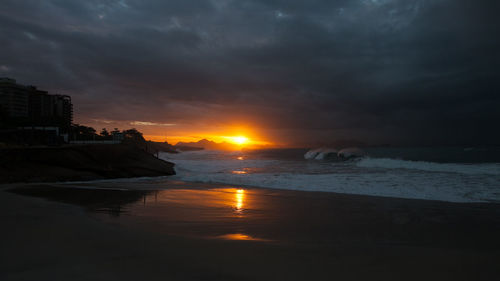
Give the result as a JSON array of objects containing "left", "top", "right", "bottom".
[{"left": 0, "top": 144, "right": 175, "bottom": 183}]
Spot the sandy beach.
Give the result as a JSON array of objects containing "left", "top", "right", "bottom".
[{"left": 1, "top": 180, "right": 500, "bottom": 281}]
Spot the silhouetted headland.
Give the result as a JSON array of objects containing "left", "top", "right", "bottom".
[
  {"left": 0, "top": 144, "right": 175, "bottom": 183},
  {"left": 1, "top": 78, "right": 177, "bottom": 183}
]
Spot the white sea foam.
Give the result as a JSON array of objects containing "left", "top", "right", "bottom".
[
  {"left": 315, "top": 148, "right": 338, "bottom": 160},
  {"left": 304, "top": 148, "right": 338, "bottom": 160},
  {"left": 304, "top": 147, "right": 365, "bottom": 160},
  {"left": 356, "top": 158, "right": 500, "bottom": 175},
  {"left": 304, "top": 148, "right": 319, "bottom": 159},
  {"left": 338, "top": 147, "right": 365, "bottom": 158},
  {"left": 169, "top": 169, "right": 500, "bottom": 203},
  {"left": 162, "top": 150, "right": 500, "bottom": 203}
]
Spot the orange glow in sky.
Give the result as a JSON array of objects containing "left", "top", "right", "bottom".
[
  {"left": 225, "top": 136, "right": 248, "bottom": 145},
  {"left": 145, "top": 134, "right": 273, "bottom": 149},
  {"left": 144, "top": 129, "right": 273, "bottom": 148},
  {"left": 80, "top": 118, "right": 276, "bottom": 148}
]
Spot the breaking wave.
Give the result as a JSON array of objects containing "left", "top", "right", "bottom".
[
  {"left": 304, "top": 147, "right": 365, "bottom": 160},
  {"left": 162, "top": 149, "right": 500, "bottom": 203},
  {"left": 356, "top": 157, "right": 500, "bottom": 175},
  {"left": 304, "top": 148, "right": 338, "bottom": 160}
]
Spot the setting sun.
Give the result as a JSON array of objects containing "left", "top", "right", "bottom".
[{"left": 226, "top": 136, "right": 249, "bottom": 145}]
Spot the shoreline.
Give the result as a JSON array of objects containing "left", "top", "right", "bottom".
[
  {"left": 4, "top": 176, "right": 500, "bottom": 205},
  {"left": 168, "top": 179, "right": 500, "bottom": 204}
]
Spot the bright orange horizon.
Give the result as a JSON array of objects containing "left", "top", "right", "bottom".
[
  {"left": 80, "top": 118, "right": 277, "bottom": 149},
  {"left": 145, "top": 134, "right": 273, "bottom": 148}
]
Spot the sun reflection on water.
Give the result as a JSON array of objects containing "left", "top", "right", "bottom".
[
  {"left": 217, "top": 233, "right": 268, "bottom": 241},
  {"left": 235, "top": 189, "right": 244, "bottom": 212},
  {"left": 93, "top": 186, "right": 274, "bottom": 242}
]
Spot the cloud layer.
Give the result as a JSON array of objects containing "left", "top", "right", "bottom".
[{"left": 1, "top": 0, "right": 499, "bottom": 145}]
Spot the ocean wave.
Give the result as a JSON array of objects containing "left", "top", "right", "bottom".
[
  {"left": 304, "top": 147, "right": 365, "bottom": 160},
  {"left": 338, "top": 147, "right": 365, "bottom": 158},
  {"left": 170, "top": 170, "right": 500, "bottom": 203},
  {"left": 164, "top": 149, "right": 500, "bottom": 203},
  {"left": 356, "top": 157, "right": 500, "bottom": 175},
  {"left": 304, "top": 148, "right": 338, "bottom": 160}
]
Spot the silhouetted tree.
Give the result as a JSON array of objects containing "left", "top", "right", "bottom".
[
  {"left": 72, "top": 124, "right": 97, "bottom": 140},
  {"left": 100, "top": 128, "right": 110, "bottom": 137},
  {"left": 123, "top": 128, "right": 145, "bottom": 142}
]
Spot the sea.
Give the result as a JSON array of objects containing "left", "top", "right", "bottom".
[{"left": 160, "top": 147, "right": 500, "bottom": 203}]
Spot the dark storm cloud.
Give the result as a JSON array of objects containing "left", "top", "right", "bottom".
[{"left": 1, "top": 0, "right": 499, "bottom": 145}]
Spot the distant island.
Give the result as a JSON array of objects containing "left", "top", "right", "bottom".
[{"left": 175, "top": 138, "right": 240, "bottom": 151}]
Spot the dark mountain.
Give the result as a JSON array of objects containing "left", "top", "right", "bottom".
[{"left": 175, "top": 139, "right": 239, "bottom": 150}]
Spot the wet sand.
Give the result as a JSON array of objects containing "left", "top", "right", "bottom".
[{"left": 1, "top": 180, "right": 500, "bottom": 280}]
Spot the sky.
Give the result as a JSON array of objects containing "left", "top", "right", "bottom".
[{"left": 1, "top": 0, "right": 499, "bottom": 146}]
